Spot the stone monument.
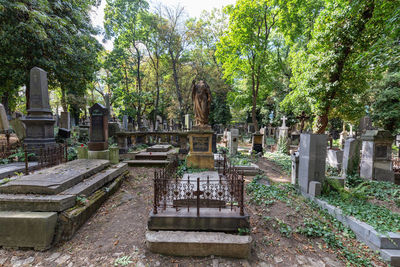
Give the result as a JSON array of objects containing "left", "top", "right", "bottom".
[
  {"left": 360, "top": 130, "right": 394, "bottom": 182},
  {"left": 186, "top": 80, "right": 214, "bottom": 169},
  {"left": 252, "top": 131, "right": 263, "bottom": 153},
  {"left": 22, "top": 67, "right": 55, "bottom": 152},
  {"left": 278, "top": 116, "right": 289, "bottom": 140},
  {"left": 60, "top": 111, "right": 70, "bottom": 130},
  {"left": 122, "top": 115, "right": 128, "bottom": 131},
  {"left": 228, "top": 128, "right": 239, "bottom": 155},
  {"left": 342, "top": 137, "right": 361, "bottom": 178},
  {"left": 298, "top": 134, "right": 327, "bottom": 194},
  {"left": 88, "top": 103, "right": 109, "bottom": 160}
]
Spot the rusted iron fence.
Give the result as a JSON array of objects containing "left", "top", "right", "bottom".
[
  {"left": 153, "top": 154, "right": 244, "bottom": 216},
  {"left": 0, "top": 143, "right": 68, "bottom": 176}
]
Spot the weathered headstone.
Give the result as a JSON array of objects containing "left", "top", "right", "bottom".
[
  {"left": 342, "top": 138, "right": 361, "bottom": 178},
  {"left": 298, "top": 134, "right": 327, "bottom": 194},
  {"left": 327, "top": 149, "right": 343, "bottom": 170},
  {"left": 247, "top": 123, "right": 255, "bottom": 134},
  {"left": 60, "top": 111, "right": 70, "bottom": 130},
  {"left": 88, "top": 103, "right": 108, "bottom": 151},
  {"left": 0, "top": 104, "right": 9, "bottom": 132},
  {"left": 252, "top": 132, "right": 263, "bottom": 154},
  {"left": 228, "top": 129, "right": 239, "bottom": 155},
  {"left": 22, "top": 67, "right": 55, "bottom": 151},
  {"left": 360, "top": 130, "right": 394, "bottom": 182},
  {"left": 278, "top": 116, "right": 289, "bottom": 140},
  {"left": 10, "top": 118, "right": 26, "bottom": 141},
  {"left": 359, "top": 115, "right": 373, "bottom": 134}
]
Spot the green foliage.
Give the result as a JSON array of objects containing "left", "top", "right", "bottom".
[
  {"left": 177, "top": 159, "right": 208, "bottom": 177},
  {"left": 276, "top": 136, "right": 288, "bottom": 154},
  {"left": 247, "top": 178, "right": 295, "bottom": 206},
  {"left": 321, "top": 190, "right": 400, "bottom": 234},
  {"left": 238, "top": 227, "right": 250, "bottom": 235},
  {"left": 114, "top": 256, "right": 133, "bottom": 266},
  {"left": 228, "top": 152, "right": 253, "bottom": 166},
  {"left": 263, "top": 152, "right": 291, "bottom": 175},
  {"left": 275, "top": 218, "right": 292, "bottom": 237},
  {"left": 67, "top": 146, "right": 77, "bottom": 161}
]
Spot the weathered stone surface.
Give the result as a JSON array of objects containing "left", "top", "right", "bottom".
[
  {"left": 291, "top": 152, "right": 299, "bottom": 185},
  {"left": 298, "top": 134, "right": 327, "bottom": 194},
  {"left": 0, "top": 162, "right": 38, "bottom": 179},
  {"left": 146, "top": 231, "right": 252, "bottom": 258},
  {"left": 87, "top": 150, "right": 109, "bottom": 160},
  {"left": 327, "top": 149, "right": 343, "bottom": 170},
  {"left": 0, "top": 194, "right": 75, "bottom": 212},
  {"left": 0, "top": 159, "right": 109, "bottom": 195},
  {"left": 126, "top": 159, "right": 169, "bottom": 167},
  {"left": 308, "top": 181, "right": 321, "bottom": 197},
  {"left": 342, "top": 138, "right": 361, "bottom": 178},
  {"left": 380, "top": 249, "right": 400, "bottom": 266},
  {"left": 148, "top": 208, "right": 249, "bottom": 232},
  {"left": 135, "top": 151, "right": 168, "bottom": 160},
  {"left": 60, "top": 163, "right": 127, "bottom": 197},
  {"left": 147, "top": 144, "right": 172, "bottom": 152},
  {"left": 88, "top": 103, "right": 108, "bottom": 151},
  {"left": 56, "top": 171, "right": 127, "bottom": 242},
  {"left": 0, "top": 104, "right": 9, "bottom": 131},
  {"left": 0, "top": 211, "right": 57, "bottom": 250}
]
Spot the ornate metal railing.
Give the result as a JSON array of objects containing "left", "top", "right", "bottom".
[
  {"left": 32, "top": 144, "right": 68, "bottom": 172},
  {"left": 153, "top": 155, "right": 244, "bottom": 216}
]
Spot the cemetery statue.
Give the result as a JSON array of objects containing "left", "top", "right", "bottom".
[{"left": 191, "top": 80, "right": 212, "bottom": 126}]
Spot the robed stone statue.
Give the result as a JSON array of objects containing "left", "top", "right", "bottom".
[{"left": 191, "top": 80, "right": 212, "bottom": 127}]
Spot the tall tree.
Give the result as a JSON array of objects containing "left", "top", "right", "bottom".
[
  {"left": 104, "top": 0, "right": 150, "bottom": 127},
  {"left": 216, "top": 0, "right": 278, "bottom": 131}
]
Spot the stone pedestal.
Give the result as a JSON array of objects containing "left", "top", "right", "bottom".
[
  {"left": 178, "top": 134, "right": 188, "bottom": 155},
  {"left": 117, "top": 135, "right": 128, "bottom": 154},
  {"left": 252, "top": 132, "right": 263, "bottom": 153},
  {"left": 187, "top": 127, "right": 214, "bottom": 169},
  {"left": 278, "top": 126, "right": 289, "bottom": 140},
  {"left": 88, "top": 150, "right": 109, "bottom": 160},
  {"left": 298, "top": 134, "right": 327, "bottom": 194},
  {"left": 360, "top": 130, "right": 394, "bottom": 182},
  {"left": 342, "top": 138, "right": 361, "bottom": 177},
  {"left": 22, "top": 67, "right": 55, "bottom": 152}
]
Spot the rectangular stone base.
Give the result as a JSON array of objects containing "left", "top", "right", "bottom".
[
  {"left": 146, "top": 231, "right": 252, "bottom": 259},
  {"left": 88, "top": 150, "right": 109, "bottom": 160},
  {"left": 187, "top": 153, "right": 214, "bottom": 169},
  {"left": 148, "top": 208, "right": 250, "bottom": 232},
  {"left": 0, "top": 211, "right": 57, "bottom": 250}
]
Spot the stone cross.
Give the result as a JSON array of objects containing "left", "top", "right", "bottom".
[
  {"left": 281, "top": 116, "right": 287, "bottom": 128},
  {"left": 296, "top": 111, "right": 310, "bottom": 133}
]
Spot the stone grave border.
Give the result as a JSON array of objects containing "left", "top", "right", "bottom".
[{"left": 303, "top": 192, "right": 400, "bottom": 265}]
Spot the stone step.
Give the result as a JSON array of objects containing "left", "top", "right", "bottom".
[
  {"left": 0, "top": 163, "right": 128, "bottom": 212},
  {"left": 61, "top": 163, "right": 128, "bottom": 197},
  {"left": 146, "top": 144, "right": 172, "bottom": 152},
  {"left": 0, "top": 194, "right": 75, "bottom": 212},
  {"left": 380, "top": 249, "right": 400, "bottom": 266},
  {"left": 135, "top": 152, "right": 168, "bottom": 160},
  {"left": 146, "top": 230, "right": 252, "bottom": 259},
  {"left": 0, "top": 159, "right": 110, "bottom": 195},
  {"left": 126, "top": 160, "right": 169, "bottom": 167},
  {"left": 0, "top": 211, "right": 57, "bottom": 251}
]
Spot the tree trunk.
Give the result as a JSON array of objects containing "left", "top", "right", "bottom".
[
  {"left": 134, "top": 45, "right": 142, "bottom": 129},
  {"left": 25, "top": 73, "right": 30, "bottom": 111},
  {"left": 153, "top": 70, "right": 160, "bottom": 127},
  {"left": 2, "top": 91, "right": 10, "bottom": 115},
  {"left": 169, "top": 50, "right": 183, "bottom": 125}
]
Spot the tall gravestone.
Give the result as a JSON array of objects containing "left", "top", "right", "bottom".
[
  {"left": 22, "top": 67, "right": 55, "bottom": 151},
  {"left": 228, "top": 128, "right": 239, "bottom": 155},
  {"left": 88, "top": 103, "right": 108, "bottom": 153},
  {"left": 122, "top": 115, "right": 128, "bottom": 131},
  {"left": 360, "top": 130, "right": 394, "bottom": 182},
  {"left": 298, "top": 134, "right": 327, "bottom": 194},
  {"left": 0, "top": 104, "right": 9, "bottom": 132},
  {"left": 60, "top": 111, "right": 70, "bottom": 130},
  {"left": 341, "top": 138, "right": 361, "bottom": 178}
]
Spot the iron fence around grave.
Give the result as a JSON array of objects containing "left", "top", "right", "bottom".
[
  {"left": 31, "top": 143, "right": 69, "bottom": 173},
  {"left": 153, "top": 154, "right": 244, "bottom": 216}
]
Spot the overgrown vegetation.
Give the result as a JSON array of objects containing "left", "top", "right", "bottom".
[
  {"left": 246, "top": 178, "right": 385, "bottom": 266},
  {"left": 263, "top": 152, "right": 291, "bottom": 175},
  {"left": 177, "top": 159, "right": 209, "bottom": 177},
  {"left": 228, "top": 152, "right": 254, "bottom": 166}
]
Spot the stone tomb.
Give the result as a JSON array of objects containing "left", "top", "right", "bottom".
[
  {"left": 60, "top": 111, "right": 70, "bottom": 130},
  {"left": 360, "top": 130, "right": 394, "bottom": 182},
  {"left": 298, "top": 134, "right": 327, "bottom": 194},
  {"left": 22, "top": 67, "right": 55, "bottom": 152},
  {"left": 0, "top": 159, "right": 128, "bottom": 250},
  {"left": 88, "top": 103, "right": 109, "bottom": 160},
  {"left": 187, "top": 128, "right": 214, "bottom": 169}
]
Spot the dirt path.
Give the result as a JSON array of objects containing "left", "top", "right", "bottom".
[
  {"left": 0, "top": 166, "right": 384, "bottom": 266},
  {"left": 256, "top": 157, "right": 291, "bottom": 183}
]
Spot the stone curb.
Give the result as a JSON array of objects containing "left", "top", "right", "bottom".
[{"left": 302, "top": 192, "right": 400, "bottom": 266}]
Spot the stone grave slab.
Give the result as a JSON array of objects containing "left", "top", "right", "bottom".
[
  {"left": 0, "top": 159, "right": 109, "bottom": 195},
  {"left": 0, "top": 162, "right": 38, "bottom": 179},
  {"left": 146, "top": 144, "right": 172, "bottom": 152},
  {"left": 0, "top": 194, "right": 75, "bottom": 212},
  {"left": 146, "top": 231, "right": 252, "bottom": 259},
  {"left": 135, "top": 151, "right": 169, "bottom": 160}
]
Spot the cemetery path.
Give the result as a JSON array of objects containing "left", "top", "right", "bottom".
[
  {"left": 0, "top": 166, "right": 386, "bottom": 266},
  {"left": 256, "top": 157, "right": 290, "bottom": 183}
]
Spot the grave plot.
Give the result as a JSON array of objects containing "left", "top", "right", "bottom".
[
  {"left": 0, "top": 159, "right": 128, "bottom": 250},
  {"left": 125, "top": 144, "right": 178, "bottom": 167},
  {"left": 146, "top": 158, "right": 252, "bottom": 258}
]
